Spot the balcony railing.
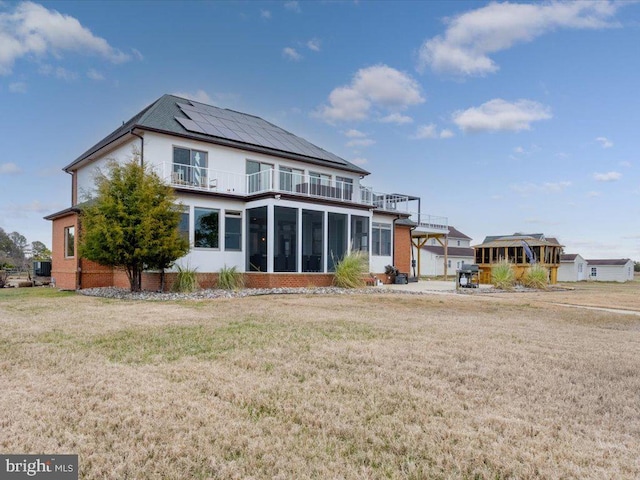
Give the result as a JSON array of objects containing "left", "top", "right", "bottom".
[{"left": 162, "top": 162, "right": 447, "bottom": 229}]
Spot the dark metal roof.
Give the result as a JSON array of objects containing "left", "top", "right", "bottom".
[
  {"left": 421, "top": 245, "right": 475, "bottom": 257},
  {"left": 64, "top": 94, "right": 370, "bottom": 176},
  {"left": 586, "top": 259, "right": 632, "bottom": 266},
  {"left": 479, "top": 233, "right": 561, "bottom": 246},
  {"left": 447, "top": 226, "right": 471, "bottom": 240},
  {"left": 560, "top": 254, "right": 579, "bottom": 262}
]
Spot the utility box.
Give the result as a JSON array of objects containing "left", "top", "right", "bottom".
[
  {"left": 33, "top": 260, "right": 52, "bottom": 277},
  {"left": 395, "top": 273, "right": 408, "bottom": 284}
]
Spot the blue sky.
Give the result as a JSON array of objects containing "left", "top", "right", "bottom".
[{"left": 0, "top": 0, "right": 639, "bottom": 260}]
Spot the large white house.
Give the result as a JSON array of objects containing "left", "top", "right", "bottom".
[
  {"left": 412, "top": 226, "right": 474, "bottom": 277},
  {"left": 46, "top": 94, "right": 447, "bottom": 290}
]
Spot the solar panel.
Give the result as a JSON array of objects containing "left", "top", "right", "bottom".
[{"left": 176, "top": 102, "right": 347, "bottom": 165}]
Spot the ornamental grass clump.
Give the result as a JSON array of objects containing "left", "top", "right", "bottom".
[
  {"left": 522, "top": 263, "right": 549, "bottom": 289},
  {"left": 172, "top": 264, "right": 199, "bottom": 293},
  {"left": 333, "top": 250, "right": 368, "bottom": 289},
  {"left": 491, "top": 260, "right": 515, "bottom": 290},
  {"left": 217, "top": 265, "right": 245, "bottom": 290}
]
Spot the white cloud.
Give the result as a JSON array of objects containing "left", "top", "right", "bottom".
[
  {"left": 453, "top": 98, "right": 551, "bottom": 133},
  {"left": 260, "top": 9, "right": 271, "bottom": 19},
  {"left": 440, "top": 129, "right": 454, "bottom": 139},
  {"left": 380, "top": 113, "right": 413, "bottom": 124},
  {"left": 8, "top": 81, "right": 26, "bottom": 93},
  {"left": 38, "top": 64, "right": 77, "bottom": 80},
  {"left": 619, "top": 161, "right": 632, "bottom": 168},
  {"left": 351, "top": 157, "right": 368, "bottom": 166},
  {"left": 0, "top": 1, "right": 134, "bottom": 75},
  {"left": 413, "top": 124, "right": 437, "bottom": 139},
  {"left": 283, "top": 47, "right": 302, "bottom": 61},
  {"left": 412, "top": 124, "right": 453, "bottom": 140},
  {"left": 87, "top": 68, "right": 104, "bottom": 81},
  {"left": 344, "top": 129, "right": 366, "bottom": 138},
  {"left": 307, "top": 38, "right": 321, "bottom": 51},
  {"left": 317, "top": 64, "right": 424, "bottom": 123},
  {"left": 587, "top": 191, "right": 602, "bottom": 198},
  {"left": 514, "top": 146, "right": 525, "bottom": 154},
  {"left": 593, "top": 171, "right": 621, "bottom": 182},
  {"left": 510, "top": 180, "right": 572, "bottom": 195},
  {"left": 418, "top": 1, "right": 620, "bottom": 76},
  {"left": 284, "top": 1, "right": 301, "bottom": 13},
  {"left": 0, "top": 162, "right": 21, "bottom": 174},
  {"left": 346, "top": 138, "right": 375, "bottom": 148},
  {"left": 595, "top": 136, "right": 613, "bottom": 148},
  {"left": 172, "top": 89, "right": 212, "bottom": 104}
]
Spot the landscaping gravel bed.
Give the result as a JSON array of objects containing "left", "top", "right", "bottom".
[{"left": 78, "top": 286, "right": 423, "bottom": 301}]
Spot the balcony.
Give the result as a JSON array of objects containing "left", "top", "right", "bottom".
[{"left": 162, "top": 162, "right": 447, "bottom": 231}]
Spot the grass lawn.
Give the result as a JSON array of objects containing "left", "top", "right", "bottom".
[{"left": 1, "top": 286, "right": 639, "bottom": 479}]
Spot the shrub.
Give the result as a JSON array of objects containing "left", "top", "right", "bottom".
[
  {"left": 491, "top": 260, "right": 515, "bottom": 290},
  {"left": 522, "top": 264, "right": 549, "bottom": 289},
  {"left": 217, "top": 265, "right": 245, "bottom": 290},
  {"left": 172, "top": 264, "right": 199, "bottom": 293},
  {"left": 333, "top": 250, "right": 368, "bottom": 289}
]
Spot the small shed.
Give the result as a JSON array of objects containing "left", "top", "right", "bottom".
[
  {"left": 586, "top": 259, "right": 634, "bottom": 282},
  {"left": 473, "top": 233, "right": 564, "bottom": 284},
  {"left": 558, "top": 253, "right": 587, "bottom": 282}
]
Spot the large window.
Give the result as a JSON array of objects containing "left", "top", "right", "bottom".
[
  {"left": 225, "top": 211, "right": 242, "bottom": 251},
  {"left": 194, "top": 207, "right": 219, "bottom": 248},
  {"left": 279, "top": 166, "right": 304, "bottom": 193},
  {"left": 173, "top": 147, "right": 208, "bottom": 187},
  {"left": 302, "top": 210, "right": 323, "bottom": 272},
  {"left": 247, "top": 160, "right": 273, "bottom": 193},
  {"left": 351, "top": 215, "right": 369, "bottom": 252},
  {"left": 372, "top": 222, "right": 391, "bottom": 256},
  {"left": 274, "top": 206, "right": 297, "bottom": 272},
  {"left": 336, "top": 176, "right": 354, "bottom": 201},
  {"left": 64, "top": 226, "right": 75, "bottom": 258},
  {"left": 328, "top": 213, "right": 347, "bottom": 271},
  {"left": 247, "top": 206, "right": 267, "bottom": 272}
]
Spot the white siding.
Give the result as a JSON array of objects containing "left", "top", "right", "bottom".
[
  {"left": 588, "top": 261, "right": 634, "bottom": 282},
  {"left": 558, "top": 255, "right": 587, "bottom": 282}
]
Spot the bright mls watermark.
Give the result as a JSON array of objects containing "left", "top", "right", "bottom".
[{"left": 0, "top": 455, "right": 78, "bottom": 479}]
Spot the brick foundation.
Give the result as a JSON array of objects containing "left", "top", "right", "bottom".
[{"left": 394, "top": 224, "right": 412, "bottom": 274}]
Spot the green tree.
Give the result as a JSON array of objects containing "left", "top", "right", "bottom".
[
  {"left": 635, "top": 261, "right": 640, "bottom": 273},
  {"left": 0, "top": 228, "right": 25, "bottom": 269},
  {"left": 80, "top": 159, "right": 189, "bottom": 292},
  {"left": 30, "top": 241, "right": 52, "bottom": 260}
]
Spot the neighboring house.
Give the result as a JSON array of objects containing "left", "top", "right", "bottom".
[
  {"left": 412, "top": 226, "right": 474, "bottom": 277},
  {"left": 473, "top": 233, "right": 564, "bottom": 284},
  {"left": 45, "top": 94, "right": 447, "bottom": 290},
  {"left": 585, "top": 259, "right": 634, "bottom": 282},
  {"left": 558, "top": 254, "right": 587, "bottom": 282}
]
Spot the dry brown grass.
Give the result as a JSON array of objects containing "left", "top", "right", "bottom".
[{"left": 1, "top": 286, "right": 639, "bottom": 479}]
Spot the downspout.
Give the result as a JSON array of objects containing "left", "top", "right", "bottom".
[
  {"left": 410, "top": 224, "right": 417, "bottom": 279},
  {"left": 130, "top": 128, "right": 144, "bottom": 167}
]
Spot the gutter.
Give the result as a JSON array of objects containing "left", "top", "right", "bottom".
[{"left": 130, "top": 128, "right": 144, "bottom": 167}]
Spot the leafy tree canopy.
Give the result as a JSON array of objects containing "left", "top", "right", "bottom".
[{"left": 80, "top": 159, "right": 189, "bottom": 291}]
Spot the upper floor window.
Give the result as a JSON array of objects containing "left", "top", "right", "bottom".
[
  {"left": 194, "top": 207, "right": 219, "bottom": 248},
  {"left": 64, "top": 226, "right": 75, "bottom": 258},
  {"left": 336, "top": 176, "right": 354, "bottom": 201},
  {"left": 173, "top": 147, "right": 208, "bottom": 187},
  {"left": 457, "top": 240, "right": 461, "bottom": 246},
  {"left": 247, "top": 160, "right": 273, "bottom": 193},
  {"left": 279, "top": 166, "right": 304, "bottom": 193}
]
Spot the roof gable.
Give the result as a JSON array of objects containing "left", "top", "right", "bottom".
[{"left": 447, "top": 226, "right": 471, "bottom": 240}]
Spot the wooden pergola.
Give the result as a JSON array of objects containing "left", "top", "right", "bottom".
[
  {"left": 411, "top": 231, "right": 449, "bottom": 278},
  {"left": 473, "top": 235, "right": 564, "bottom": 284}
]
